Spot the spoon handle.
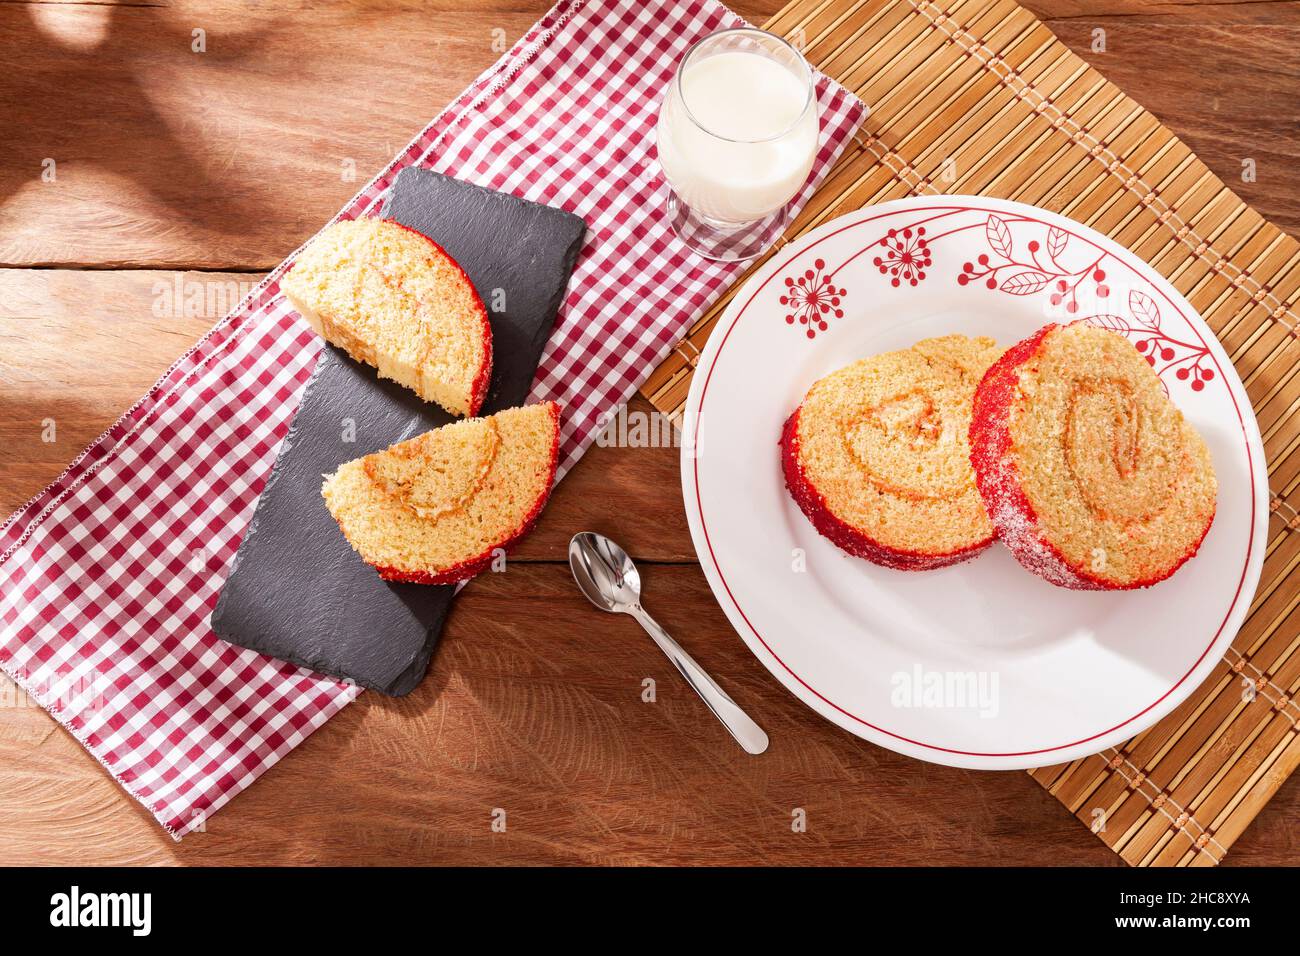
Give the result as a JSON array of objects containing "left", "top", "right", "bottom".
[{"left": 627, "top": 605, "right": 769, "bottom": 755}]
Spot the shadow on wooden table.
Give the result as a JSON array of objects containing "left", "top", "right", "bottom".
[{"left": 0, "top": 4, "right": 297, "bottom": 263}]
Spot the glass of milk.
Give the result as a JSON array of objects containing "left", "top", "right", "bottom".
[{"left": 656, "top": 28, "right": 819, "bottom": 261}]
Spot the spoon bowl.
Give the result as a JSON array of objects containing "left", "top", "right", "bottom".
[
  {"left": 568, "top": 531, "right": 769, "bottom": 755},
  {"left": 569, "top": 531, "right": 642, "bottom": 613}
]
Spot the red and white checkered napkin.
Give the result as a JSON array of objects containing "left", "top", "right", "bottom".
[{"left": 0, "top": 0, "right": 864, "bottom": 838}]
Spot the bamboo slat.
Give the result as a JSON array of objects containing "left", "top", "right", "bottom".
[{"left": 640, "top": 0, "right": 1300, "bottom": 866}]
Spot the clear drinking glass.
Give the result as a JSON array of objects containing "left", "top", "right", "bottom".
[{"left": 655, "top": 28, "right": 820, "bottom": 262}]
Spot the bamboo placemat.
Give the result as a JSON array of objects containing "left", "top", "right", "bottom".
[{"left": 643, "top": 0, "right": 1300, "bottom": 866}]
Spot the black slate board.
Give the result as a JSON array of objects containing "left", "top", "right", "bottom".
[{"left": 211, "top": 169, "right": 586, "bottom": 695}]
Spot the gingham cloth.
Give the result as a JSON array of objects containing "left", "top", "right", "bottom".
[{"left": 0, "top": 0, "right": 864, "bottom": 839}]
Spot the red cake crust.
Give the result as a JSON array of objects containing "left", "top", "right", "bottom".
[
  {"left": 367, "top": 402, "right": 561, "bottom": 584},
  {"left": 387, "top": 219, "right": 494, "bottom": 417},
  {"left": 968, "top": 324, "right": 1211, "bottom": 590},
  {"left": 780, "top": 409, "right": 994, "bottom": 571}
]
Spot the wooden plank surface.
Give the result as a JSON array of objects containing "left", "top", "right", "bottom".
[
  {"left": 2, "top": 0, "right": 1295, "bottom": 269},
  {"left": 0, "top": 0, "right": 1296, "bottom": 864}
]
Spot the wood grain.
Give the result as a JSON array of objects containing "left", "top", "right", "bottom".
[
  {"left": 0, "top": 0, "right": 1296, "bottom": 865},
  {"left": 0, "top": 562, "right": 1128, "bottom": 866},
  {"left": 0, "top": 268, "right": 695, "bottom": 563},
  {"left": 1036, "top": 3, "right": 1300, "bottom": 235},
  {"left": 0, "top": 0, "right": 1295, "bottom": 269}
]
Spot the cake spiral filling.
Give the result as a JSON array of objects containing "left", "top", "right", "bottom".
[
  {"left": 281, "top": 217, "right": 492, "bottom": 417},
  {"left": 1061, "top": 377, "right": 1183, "bottom": 526},
  {"left": 365, "top": 420, "right": 501, "bottom": 521},
  {"left": 971, "top": 323, "right": 1217, "bottom": 589},
  {"left": 323, "top": 402, "right": 561, "bottom": 585},
  {"left": 783, "top": 335, "right": 1003, "bottom": 567},
  {"left": 842, "top": 389, "right": 971, "bottom": 501}
]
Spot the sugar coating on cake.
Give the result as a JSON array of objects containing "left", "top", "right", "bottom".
[
  {"left": 282, "top": 217, "right": 492, "bottom": 417},
  {"left": 781, "top": 335, "right": 1003, "bottom": 570},
  {"left": 322, "top": 402, "right": 561, "bottom": 584},
  {"left": 969, "top": 323, "right": 1217, "bottom": 590}
]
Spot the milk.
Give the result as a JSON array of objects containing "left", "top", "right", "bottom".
[{"left": 657, "top": 50, "right": 819, "bottom": 224}]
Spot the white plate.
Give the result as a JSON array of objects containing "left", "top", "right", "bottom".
[{"left": 681, "top": 196, "right": 1268, "bottom": 770}]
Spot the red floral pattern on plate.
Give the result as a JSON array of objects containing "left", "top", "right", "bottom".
[
  {"left": 779, "top": 258, "right": 846, "bottom": 339},
  {"left": 873, "top": 226, "right": 932, "bottom": 287},
  {"left": 775, "top": 211, "right": 1214, "bottom": 392},
  {"left": 1079, "top": 291, "right": 1218, "bottom": 393}
]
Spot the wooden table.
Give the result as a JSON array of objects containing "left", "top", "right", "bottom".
[{"left": 1, "top": 0, "right": 1296, "bottom": 866}]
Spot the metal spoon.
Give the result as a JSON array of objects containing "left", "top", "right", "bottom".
[{"left": 568, "top": 531, "right": 769, "bottom": 755}]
